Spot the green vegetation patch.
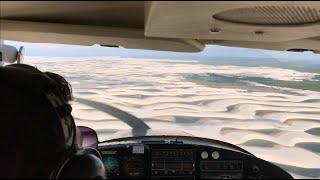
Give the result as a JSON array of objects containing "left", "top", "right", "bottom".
[
  {"left": 240, "top": 139, "right": 278, "bottom": 147},
  {"left": 305, "top": 128, "right": 320, "bottom": 136},
  {"left": 221, "top": 127, "right": 282, "bottom": 135},
  {"left": 295, "top": 142, "right": 320, "bottom": 153},
  {"left": 185, "top": 73, "right": 320, "bottom": 92},
  {"left": 254, "top": 78, "right": 320, "bottom": 92}
]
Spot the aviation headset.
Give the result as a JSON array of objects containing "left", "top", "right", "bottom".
[{"left": 0, "top": 64, "right": 105, "bottom": 179}]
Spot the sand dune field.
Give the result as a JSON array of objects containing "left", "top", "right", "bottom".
[{"left": 26, "top": 56, "right": 320, "bottom": 179}]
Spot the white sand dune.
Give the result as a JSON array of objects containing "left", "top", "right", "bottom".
[{"left": 26, "top": 56, "right": 320, "bottom": 179}]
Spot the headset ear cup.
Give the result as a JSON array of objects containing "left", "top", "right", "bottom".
[{"left": 58, "top": 151, "right": 105, "bottom": 179}]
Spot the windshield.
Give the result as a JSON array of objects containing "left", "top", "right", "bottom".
[{"left": 5, "top": 41, "right": 320, "bottom": 179}]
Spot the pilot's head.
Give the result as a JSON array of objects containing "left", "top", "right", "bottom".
[{"left": 0, "top": 64, "right": 104, "bottom": 179}]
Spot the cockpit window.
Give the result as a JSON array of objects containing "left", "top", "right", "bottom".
[{"left": 3, "top": 40, "right": 320, "bottom": 179}]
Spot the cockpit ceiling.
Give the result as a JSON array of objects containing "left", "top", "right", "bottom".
[{"left": 1, "top": 1, "right": 320, "bottom": 53}]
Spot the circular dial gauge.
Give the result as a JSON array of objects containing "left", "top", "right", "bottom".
[
  {"left": 201, "top": 151, "right": 209, "bottom": 159},
  {"left": 212, "top": 151, "right": 220, "bottom": 159}
]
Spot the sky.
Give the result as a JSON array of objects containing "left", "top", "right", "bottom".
[{"left": 4, "top": 40, "right": 320, "bottom": 61}]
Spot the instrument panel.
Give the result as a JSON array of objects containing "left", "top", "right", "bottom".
[
  {"left": 151, "top": 148, "right": 195, "bottom": 179},
  {"left": 98, "top": 140, "right": 293, "bottom": 179}
]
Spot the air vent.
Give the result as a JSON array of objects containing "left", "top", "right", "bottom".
[{"left": 213, "top": 6, "right": 320, "bottom": 25}]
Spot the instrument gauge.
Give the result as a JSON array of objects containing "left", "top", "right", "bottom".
[
  {"left": 201, "top": 151, "right": 209, "bottom": 159},
  {"left": 103, "top": 157, "right": 120, "bottom": 176}
]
